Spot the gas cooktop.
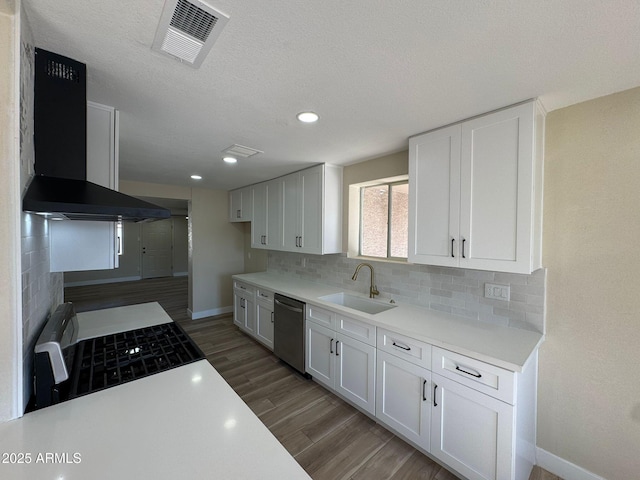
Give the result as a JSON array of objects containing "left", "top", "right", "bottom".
[{"left": 32, "top": 303, "right": 205, "bottom": 411}]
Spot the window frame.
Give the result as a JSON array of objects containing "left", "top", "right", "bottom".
[{"left": 358, "top": 179, "right": 408, "bottom": 261}]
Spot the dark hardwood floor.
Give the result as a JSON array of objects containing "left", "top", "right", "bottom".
[{"left": 65, "top": 276, "right": 561, "bottom": 480}]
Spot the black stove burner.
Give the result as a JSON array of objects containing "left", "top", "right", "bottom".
[{"left": 69, "top": 322, "right": 204, "bottom": 398}]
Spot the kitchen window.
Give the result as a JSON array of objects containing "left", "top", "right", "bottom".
[{"left": 359, "top": 181, "right": 408, "bottom": 260}]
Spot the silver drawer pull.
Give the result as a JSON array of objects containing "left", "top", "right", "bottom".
[
  {"left": 456, "top": 365, "right": 482, "bottom": 378},
  {"left": 392, "top": 341, "right": 411, "bottom": 351}
]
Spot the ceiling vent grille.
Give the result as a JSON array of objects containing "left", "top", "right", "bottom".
[
  {"left": 152, "top": 0, "right": 229, "bottom": 68},
  {"left": 222, "top": 144, "right": 264, "bottom": 158}
]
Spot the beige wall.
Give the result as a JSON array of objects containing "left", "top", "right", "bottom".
[
  {"left": 189, "top": 188, "right": 244, "bottom": 317},
  {"left": 242, "top": 223, "right": 268, "bottom": 273},
  {"left": 0, "top": 2, "right": 22, "bottom": 422},
  {"left": 540, "top": 86, "right": 640, "bottom": 478}
]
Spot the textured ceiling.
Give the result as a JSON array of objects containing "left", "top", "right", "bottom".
[{"left": 23, "top": 0, "right": 640, "bottom": 190}]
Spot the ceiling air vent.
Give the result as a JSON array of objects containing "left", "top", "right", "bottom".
[
  {"left": 152, "top": 0, "right": 229, "bottom": 68},
  {"left": 222, "top": 144, "right": 264, "bottom": 158}
]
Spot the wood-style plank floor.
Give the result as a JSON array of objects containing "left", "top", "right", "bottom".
[{"left": 65, "top": 276, "right": 562, "bottom": 480}]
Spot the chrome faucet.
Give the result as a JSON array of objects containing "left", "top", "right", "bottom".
[{"left": 351, "top": 263, "right": 379, "bottom": 298}]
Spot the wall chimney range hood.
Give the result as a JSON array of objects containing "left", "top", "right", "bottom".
[{"left": 22, "top": 48, "right": 170, "bottom": 222}]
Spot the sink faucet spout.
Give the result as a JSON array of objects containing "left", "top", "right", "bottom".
[{"left": 351, "top": 263, "right": 380, "bottom": 298}]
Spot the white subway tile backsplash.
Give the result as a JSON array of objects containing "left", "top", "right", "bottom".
[{"left": 267, "top": 251, "right": 546, "bottom": 332}]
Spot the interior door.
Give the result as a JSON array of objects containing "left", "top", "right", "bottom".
[{"left": 141, "top": 219, "right": 173, "bottom": 279}]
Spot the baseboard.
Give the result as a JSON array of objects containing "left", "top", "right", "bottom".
[
  {"left": 536, "top": 448, "right": 606, "bottom": 480},
  {"left": 188, "top": 306, "right": 233, "bottom": 320},
  {"left": 173, "top": 272, "right": 188, "bottom": 277},
  {"left": 64, "top": 276, "right": 142, "bottom": 287}
]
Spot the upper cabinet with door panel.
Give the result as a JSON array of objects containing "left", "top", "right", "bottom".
[
  {"left": 50, "top": 102, "right": 121, "bottom": 272},
  {"left": 281, "top": 164, "right": 343, "bottom": 255},
  {"left": 251, "top": 179, "right": 282, "bottom": 250},
  {"left": 408, "top": 100, "right": 544, "bottom": 274},
  {"left": 229, "top": 186, "right": 252, "bottom": 222}
]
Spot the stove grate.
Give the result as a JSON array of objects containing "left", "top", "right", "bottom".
[{"left": 69, "top": 322, "right": 204, "bottom": 398}]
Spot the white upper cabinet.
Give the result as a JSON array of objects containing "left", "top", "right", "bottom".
[
  {"left": 242, "top": 163, "right": 342, "bottom": 255},
  {"left": 281, "top": 165, "right": 336, "bottom": 254},
  {"left": 229, "top": 186, "right": 252, "bottom": 222},
  {"left": 50, "top": 102, "right": 120, "bottom": 272},
  {"left": 409, "top": 100, "right": 544, "bottom": 274},
  {"left": 251, "top": 180, "right": 282, "bottom": 249}
]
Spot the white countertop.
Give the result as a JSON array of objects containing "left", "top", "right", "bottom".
[
  {"left": 0, "top": 303, "right": 310, "bottom": 480},
  {"left": 234, "top": 272, "right": 544, "bottom": 372},
  {"left": 76, "top": 301, "right": 172, "bottom": 340}
]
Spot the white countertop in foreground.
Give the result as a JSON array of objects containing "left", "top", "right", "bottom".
[
  {"left": 234, "top": 272, "right": 544, "bottom": 372},
  {"left": 0, "top": 303, "right": 310, "bottom": 480}
]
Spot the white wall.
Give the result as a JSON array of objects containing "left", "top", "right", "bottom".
[
  {"left": 539, "top": 86, "right": 640, "bottom": 479},
  {"left": 0, "top": 0, "right": 22, "bottom": 422}
]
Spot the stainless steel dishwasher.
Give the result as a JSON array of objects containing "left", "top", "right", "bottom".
[{"left": 273, "top": 293, "right": 306, "bottom": 375}]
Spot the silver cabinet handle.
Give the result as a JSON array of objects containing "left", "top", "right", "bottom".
[
  {"left": 433, "top": 383, "right": 438, "bottom": 407},
  {"left": 335, "top": 340, "right": 340, "bottom": 356},
  {"left": 330, "top": 338, "right": 334, "bottom": 354},
  {"left": 456, "top": 365, "right": 482, "bottom": 378},
  {"left": 422, "top": 379, "right": 427, "bottom": 401},
  {"left": 299, "top": 235, "right": 303, "bottom": 248},
  {"left": 462, "top": 238, "right": 466, "bottom": 259},
  {"left": 451, "top": 238, "right": 455, "bottom": 258}
]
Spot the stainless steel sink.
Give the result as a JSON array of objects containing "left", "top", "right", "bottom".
[{"left": 319, "top": 292, "right": 396, "bottom": 315}]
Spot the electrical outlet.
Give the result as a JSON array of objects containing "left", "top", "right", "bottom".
[{"left": 484, "top": 283, "right": 510, "bottom": 301}]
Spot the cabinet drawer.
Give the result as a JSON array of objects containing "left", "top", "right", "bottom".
[
  {"left": 336, "top": 314, "right": 375, "bottom": 346},
  {"left": 256, "top": 288, "right": 274, "bottom": 305},
  {"left": 377, "top": 328, "right": 431, "bottom": 369},
  {"left": 306, "top": 304, "right": 336, "bottom": 329},
  {"left": 432, "top": 347, "right": 515, "bottom": 404},
  {"left": 233, "top": 281, "right": 255, "bottom": 296}
]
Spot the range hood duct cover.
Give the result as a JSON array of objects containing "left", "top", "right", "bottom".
[{"left": 22, "top": 48, "right": 170, "bottom": 222}]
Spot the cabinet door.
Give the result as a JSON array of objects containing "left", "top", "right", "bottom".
[
  {"left": 265, "top": 179, "right": 283, "bottom": 248},
  {"left": 459, "top": 102, "right": 534, "bottom": 273},
  {"left": 408, "top": 124, "right": 461, "bottom": 266},
  {"left": 376, "top": 351, "right": 431, "bottom": 451},
  {"left": 335, "top": 333, "right": 376, "bottom": 415},
  {"left": 251, "top": 183, "right": 267, "bottom": 248},
  {"left": 256, "top": 302, "right": 274, "bottom": 350},
  {"left": 298, "top": 165, "right": 323, "bottom": 254},
  {"left": 229, "top": 189, "right": 243, "bottom": 222},
  {"left": 306, "top": 321, "right": 335, "bottom": 389},
  {"left": 233, "top": 293, "right": 245, "bottom": 328},
  {"left": 431, "top": 373, "right": 514, "bottom": 480},
  {"left": 281, "top": 173, "right": 300, "bottom": 250},
  {"left": 244, "top": 296, "right": 256, "bottom": 334}
]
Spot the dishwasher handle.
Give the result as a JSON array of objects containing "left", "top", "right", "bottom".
[{"left": 274, "top": 298, "right": 303, "bottom": 313}]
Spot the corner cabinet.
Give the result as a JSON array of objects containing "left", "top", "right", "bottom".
[
  {"left": 408, "top": 100, "right": 545, "bottom": 274},
  {"left": 229, "top": 186, "right": 253, "bottom": 222},
  {"left": 49, "top": 102, "right": 121, "bottom": 272}
]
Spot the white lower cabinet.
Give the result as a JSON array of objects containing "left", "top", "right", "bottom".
[
  {"left": 255, "top": 289, "right": 275, "bottom": 349},
  {"left": 233, "top": 282, "right": 255, "bottom": 335},
  {"left": 431, "top": 373, "right": 514, "bottom": 480},
  {"left": 305, "top": 308, "right": 376, "bottom": 415},
  {"left": 376, "top": 350, "right": 431, "bottom": 451}
]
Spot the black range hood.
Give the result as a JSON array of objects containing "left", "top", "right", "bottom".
[{"left": 22, "top": 48, "right": 170, "bottom": 222}]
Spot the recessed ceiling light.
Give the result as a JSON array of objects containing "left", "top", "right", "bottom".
[
  {"left": 297, "top": 111, "right": 319, "bottom": 123},
  {"left": 191, "top": 174, "right": 202, "bottom": 180},
  {"left": 223, "top": 156, "right": 237, "bottom": 164}
]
